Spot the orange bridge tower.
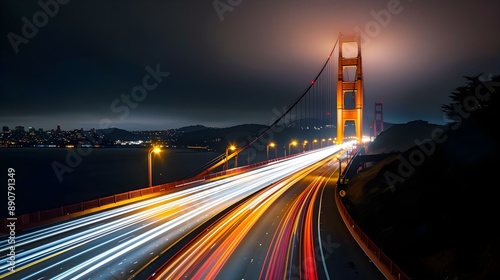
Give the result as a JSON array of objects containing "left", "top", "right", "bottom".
[{"left": 336, "top": 33, "right": 364, "bottom": 144}]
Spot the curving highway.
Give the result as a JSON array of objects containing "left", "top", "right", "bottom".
[
  {"left": 0, "top": 145, "right": 355, "bottom": 279},
  {"left": 147, "top": 148, "right": 386, "bottom": 280}
]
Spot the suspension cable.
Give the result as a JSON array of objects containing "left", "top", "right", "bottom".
[{"left": 197, "top": 35, "right": 340, "bottom": 176}]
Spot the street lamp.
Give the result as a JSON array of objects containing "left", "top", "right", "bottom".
[
  {"left": 313, "top": 139, "right": 318, "bottom": 149},
  {"left": 267, "top": 142, "right": 276, "bottom": 160},
  {"left": 148, "top": 146, "right": 161, "bottom": 187},
  {"left": 288, "top": 140, "right": 298, "bottom": 156},
  {"left": 225, "top": 145, "right": 236, "bottom": 170},
  {"left": 302, "top": 140, "right": 308, "bottom": 152},
  {"left": 321, "top": 138, "right": 326, "bottom": 148}
]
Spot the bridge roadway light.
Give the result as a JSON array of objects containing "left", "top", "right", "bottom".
[
  {"left": 321, "top": 138, "right": 326, "bottom": 148},
  {"left": 225, "top": 145, "right": 236, "bottom": 170},
  {"left": 337, "top": 157, "right": 342, "bottom": 183},
  {"left": 148, "top": 145, "right": 161, "bottom": 188},
  {"left": 288, "top": 140, "right": 298, "bottom": 156},
  {"left": 302, "top": 140, "right": 308, "bottom": 152},
  {"left": 267, "top": 142, "right": 276, "bottom": 160},
  {"left": 346, "top": 147, "right": 349, "bottom": 161},
  {"left": 313, "top": 139, "right": 318, "bottom": 149}
]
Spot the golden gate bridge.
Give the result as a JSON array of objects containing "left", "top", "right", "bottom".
[{"left": 196, "top": 32, "right": 369, "bottom": 176}]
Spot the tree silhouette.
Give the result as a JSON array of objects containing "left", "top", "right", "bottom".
[{"left": 441, "top": 73, "right": 499, "bottom": 127}]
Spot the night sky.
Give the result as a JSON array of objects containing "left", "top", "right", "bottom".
[{"left": 1, "top": 0, "right": 499, "bottom": 131}]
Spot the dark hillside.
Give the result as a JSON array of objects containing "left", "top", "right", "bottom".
[
  {"left": 344, "top": 75, "right": 500, "bottom": 280},
  {"left": 176, "top": 124, "right": 268, "bottom": 151}
]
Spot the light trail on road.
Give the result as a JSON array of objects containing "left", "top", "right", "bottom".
[
  {"left": 0, "top": 145, "right": 344, "bottom": 280},
  {"left": 150, "top": 152, "right": 339, "bottom": 279}
]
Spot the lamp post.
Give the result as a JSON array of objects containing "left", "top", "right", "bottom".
[
  {"left": 321, "top": 138, "right": 326, "bottom": 148},
  {"left": 148, "top": 146, "right": 161, "bottom": 187},
  {"left": 267, "top": 142, "right": 276, "bottom": 160},
  {"left": 225, "top": 145, "right": 236, "bottom": 170},
  {"left": 313, "top": 139, "right": 318, "bottom": 149},
  {"left": 302, "top": 140, "right": 308, "bottom": 152},
  {"left": 288, "top": 140, "right": 298, "bottom": 156}
]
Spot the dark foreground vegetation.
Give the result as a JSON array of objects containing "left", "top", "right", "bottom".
[{"left": 345, "top": 74, "right": 500, "bottom": 280}]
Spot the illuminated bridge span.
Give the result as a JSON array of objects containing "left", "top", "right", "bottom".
[
  {"left": 198, "top": 32, "right": 366, "bottom": 176},
  {"left": 0, "top": 33, "right": 409, "bottom": 280}
]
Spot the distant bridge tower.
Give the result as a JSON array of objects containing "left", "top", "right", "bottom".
[
  {"left": 337, "top": 33, "right": 364, "bottom": 144},
  {"left": 373, "top": 101, "right": 384, "bottom": 137}
]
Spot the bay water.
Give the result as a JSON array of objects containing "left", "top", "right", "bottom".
[{"left": 1, "top": 147, "right": 223, "bottom": 216}]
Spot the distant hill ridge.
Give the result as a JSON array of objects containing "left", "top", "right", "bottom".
[
  {"left": 177, "top": 125, "right": 208, "bottom": 133},
  {"left": 366, "top": 120, "right": 446, "bottom": 154}
]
